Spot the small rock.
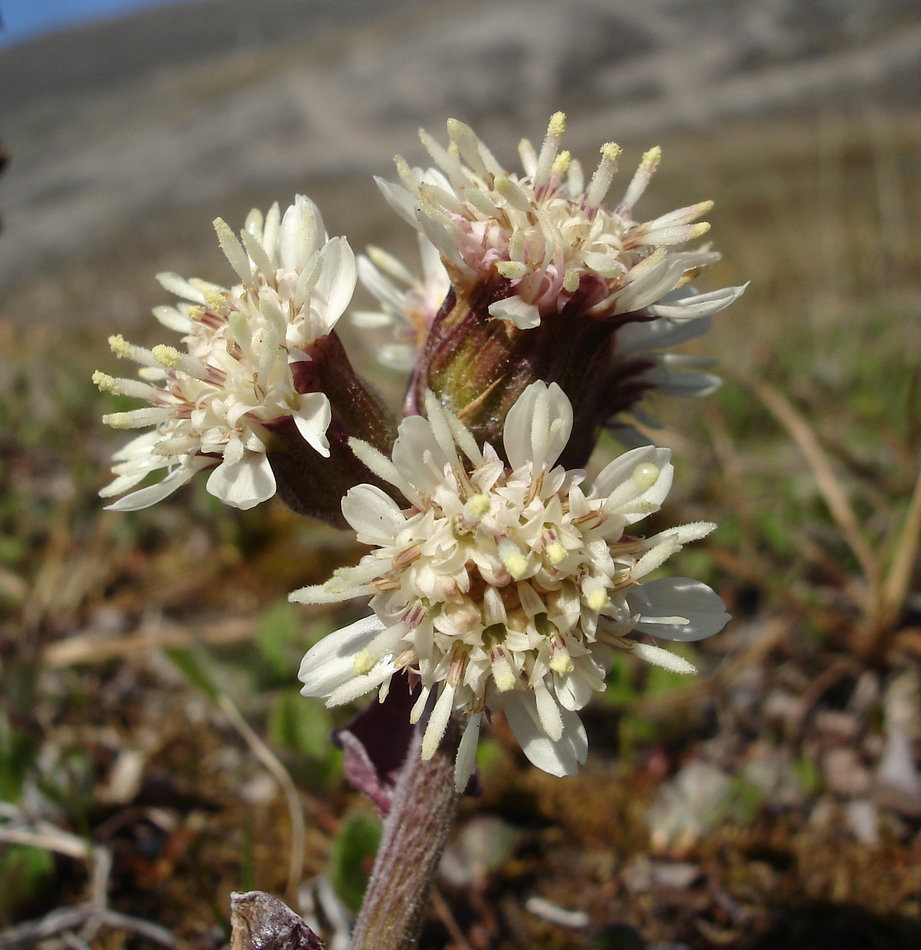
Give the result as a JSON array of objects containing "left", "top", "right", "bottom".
[
  {"left": 808, "top": 797, "right": 837, "bottom": 831},
  {"left": 645, "top": 761, "right": 733, "bottom": 853},
  {"left": 240, "top": 771, "right": 278, "bottom": 805},
  {"left": 845, "top": 799, "right": 879, "bottom": 846},
  {"left": 650, "top": 862, "right": 701, "bottom": 890},
  {"left": 622, "top": 857, "right": 701, "bottom": 893},
  {"left": 741, "top": 743, "right": 806, "bottom": 808},
  {"left": 821, "top": 747, "right": 872, "bottom": 798},
  {"left": 762, "top": 689, "right": 800, "bottom": 725},
  {"left": 874, "top": 725, "right": 921, "bottom": 817},
  {"left": 814, "top": 709, "right": 860, "bottom": 741}
]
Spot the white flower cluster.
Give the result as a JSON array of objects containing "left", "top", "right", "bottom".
[
  {"left": 294, "top": 382, "right": 729, "bottom": 789},
  {"left": 95, "top": 196, "right": 356, "bottom": 510},
  {"left": 374, "top": 112, "right": 745, "bottom": 332}
]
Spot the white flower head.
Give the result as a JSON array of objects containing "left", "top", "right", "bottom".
[
  {"left": 95, "top": 196, "right": 357, "bottom": 511},
  {"left": 293, "top": 381, "right": 729, "bottom": 789},
  {"left": 353, "top": 233, "right": 451, "bottom": 372},
  {"left": 377, "top": 112, "right": 745, "bottom": 330}
]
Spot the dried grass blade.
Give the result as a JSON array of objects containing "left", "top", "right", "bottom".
[
  {"left": 881, "top": 459, "right": 921, "bottom": 630},
  {"left": 217, "top": 694, "right": 306, "bottom": 907},
  {"left": 741, "top": 373, "right": 881, "bottom": 595}
]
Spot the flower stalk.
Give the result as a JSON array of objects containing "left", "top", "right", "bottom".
[{"left": 349, "top": 722, "right": 461, "bottom": 950}]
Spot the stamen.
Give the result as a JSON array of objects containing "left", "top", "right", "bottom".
[
  {"left": 92, "top": 371, "right": 159, "bottom": 401},
  {"left": 462, "top": 493, "right": 490, "bottom": 526},
  {"left": 584, "top": 142, "right": 622, "bottom": 215},
  {"left": 541, "top": 526, "right": 567, "bottom": 564},
  {"left": 495, "top": 175, "right": 533, "bottom": 213},
  {"left": 213, "top": 217, "right": 253, "bottom": 283},
  {"left": 499, "top": 538, "right": 529, "bottom": 580},
  {"left": 617, "top": 145, "right": 661, "bottom": 216},
  {"left": 534, "top": 111, "right": 566, "bottom": 190},
  {"left": 102, "top": 407, "right": 171, "bottom": 429},
  {"left": 582, "top": 578, "right": 609, "bottom": 612},
  {"left": 151, "top": 345, "right": 213, "bottom": 383},
  {"left": 549, "top": 649, "right": 574, "bottom": 676},
  {"left": 421, "top": 683, "right": 455, "bottom": 759},
  {"left": 108, "top": 334, "right": 160, "bottom": 368},
  {"left": 630, "top": 641, "right": 696, "bottom": 675},
  {"left": 551, "top": 150, "right": 571, "bottom": 178},
  {"left": 490, "top": 647, "right": 516, "bottom": 692}
]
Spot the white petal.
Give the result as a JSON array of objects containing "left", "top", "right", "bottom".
[
  {"left": 631, "top": 577, "right": 731, "bottom": 642},
  {"left": 298, "top": 614, "right": 386, "bottom": 698},
  {"left": 313, "top": 237, "right": 357, "bottom": 330},
  {"left": 647, "top": 283, "right": 747, "bottom": 320},
  {"left": 488, "top": 296, "right": 541, "bottom": 329},
  {"left": 650, "top": 369, "right": 722, "bottom": 397},
  {"left": 594, "top": 445, "right": 674, "bottom": 522},
  {"left": 501, "top": 693, "right": 588, "bottom": 777},
  {"left": 350, "top": 308, "right": 397, "bottom": 329},
  {"left": 503, "top": 381, "right": 573, "bottom": 471},
  {"left": 206, "top": 453, "right": 276, "bottom": 509},
  {"left": 534, "top": 683, "right": 563, "bottom": 741},
  {"left": 293, "top": 392, "right": 332, "bottom": 457},
  {"left": 279, "top": 195, "right": 323, "bottom": 270},
  {"left": 374, "top": 176, "right": 422, "bottom": 229},
  {"left": 156, "top": 271, "right": 207, "bottom": 304},
  {"left": 617, "top": 314, "right": 713, "bottom": 355},
  {"left": 454, "top": 713, "right": 482, "bottom": 791},
  {"left": 103, "top": 457, "right": 210, "bottom": 511},
  {"left": 555, "top": 667, "right": 596, "bottom": 712},
  {"left": 421, "top": 683, "right": 455, "bottom": 759},
  {"left": 377, "top": 343, "right": 418, "bottom": 371},
  {"left": 341, "top": 484, "right": 406, "bottom": 544},
  {"left": 392, "top": 415, "right": 453, "bottom": 491}
]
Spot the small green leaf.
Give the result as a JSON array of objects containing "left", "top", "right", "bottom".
[
  {"left": 331, "top": 812, "right": 381, "bottom": 915},
  {"left": 255, "top": 600, "right": 301, "bottom": 676},
  {"left": 0, "top": 845, "right": 56, "bottom": 920},
  {"left": 164, "top": 647, "right": 220, "bottom": 705}
]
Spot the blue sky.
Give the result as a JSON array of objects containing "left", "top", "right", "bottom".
[{"left": 0, "top": 0, "right": 183, "bottom": 46}]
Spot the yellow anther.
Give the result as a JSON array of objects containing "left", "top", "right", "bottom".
[
  {"left": 599, "top": 142, "right": 622, "bottom": 166},
  {"left": 551, "top": 150, "right": 571, "bottom": 176},
  {"left": 547, "top": 112, "right": 567, "bottom": 137},
  {"left": 203, "top": 289, "right": 227, "bottom": 311},
  {"left": 353, "top": 650, "right": 376, "bottom": 675},
  {"left": 550, "top": 653, "right": 574, "bottom": 675},
  {"left": 632, "top": 462, "right": 660, "bottom": 491},
  {"left": 492, "top": 657, "right": 516, "bottom": 692},
  {"left": 152, "top": 344, "right": 181, "bottom": 368},
  {"left": 641, "top": 145, "right": 662, "bottom": 173},
  {"left": 498, "top": 538, "right": 529, "bottom": 580},
  {"left": 92, "top": 371, "right": 117, "bottom": 393},
  {"left": 586, "top": 588, "right": 609, "bottom": 612},
  {"left": 464, "top": 493, "right": 490, "bottom": 520},
  {"left": 108, "top": 334, "right": 131, "bottom": 357}
]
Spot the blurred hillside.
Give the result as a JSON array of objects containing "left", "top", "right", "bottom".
[{"left": 1, "top": 0, "right": 920, "bottom": 312}]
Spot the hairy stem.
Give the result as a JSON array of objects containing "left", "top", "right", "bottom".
[{"left": 349, "top": 723, "right": 461, "bottom": 950}]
